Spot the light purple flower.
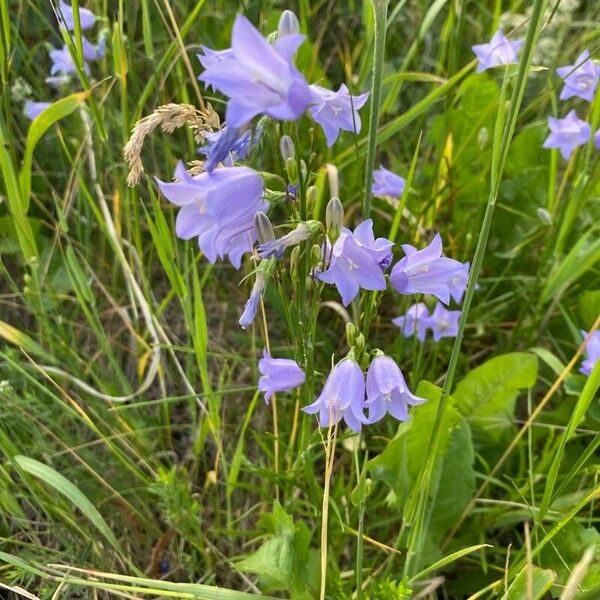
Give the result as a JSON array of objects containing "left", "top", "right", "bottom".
[
  {"left": 258, "top": 222, "right": 312, "bottom": 259},
  {"left": 258, "top": 350, "right": 305, "bottom": 403},
  {"left": 543, "top": 110, "right": 591, "bottom": 160},
  {"left": 197, "top": 46, "right": 235, "bottom": 72},
  {"left": 472, "top": 30, "right": 523, "bottom": 73},
  {"left": 580, "top": 330, "right": 600, "bottom": 377},
  {"left": 24, "top": 101, "right": 51, "bottom": 120},
  {"left": 392, "top": 303, "right": 430, "bottom": 342},
  {"left": 199, "top": 15, "right": 311, "bottom": 128},
  {"left": 308, "top": 84, "right": 368, "bottom": 146},
  {"left": 364, "top": 355, "right": 425, "bottom": 424},
  {"left": 302, "top": 358, "right": 365, "bottom": 432},
  {"left": 372, "top": 166, "right": 406, "bottom": 199},
  {"left": 239, "top": 273, "right": 265, "bottom": 329},
  {"left": 48, "top": 37, "right": 104, "bottom": 79},
  {"left": 156, "top": 162, "right": 266, "bottom": 268},
  {"left": 424, "top": 303, "right": 461, "bottom": 342},
  {"left": 556, "top": 50, "right": 600, "bottom": 102},
  {"left": 448, "top": 261, "right": 470, "bottom": 304},
  {"left": 390, "top": 233, "right": 466, "bottom": 305},
  {"left": 58, "top": 0, "right": 96, "bottom": 31},
  {"left": 200, "top": 125, "right": 262, "bottom": 173},
  {"left": 316, "top": 222, "right": 391, "bottom": 306}
]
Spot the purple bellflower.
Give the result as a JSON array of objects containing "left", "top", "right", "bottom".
[
  {"left": 199, "top": 15, "right": 311, "bottom": 128},
  {"left": 556, "top": 50, "right": 600, "bottom": 102},
  {"left": 580, "top": 330, "right": 600, "bottom": 377},
  {"left": 424, "top": 303, "right": 461, "bottom": 341},
  {"left": 303, "top": 357, "right": 365, "bottom": 432},
  {"left": 472, "top": 29, "right": 523, "bottom": 73},
  {"left": 200, "top": 125, "right": 262, "bottom": 173},
  {"left": 316, "top": 221, "right": 392, "bottom": 306},
  {"left": 308, "top": 84, "right": 369, "bottom": 146},
  {"left": 364, "top": 355, "right": 425, "bottom": 424},
  {"left": 197, "top": 47, "right": 235, "bottom": 72},
  {"left": 372, "top": 166, "right": 406, "bottom": 199},
  {"left": 390, "top": 233, "right": 466, "bottom": 305},
  {"left": 24, "top": 101, "right": 51, "bottom": 120},
  {"left": 48, "top": 38, "right": 104, "bottom": 81},
  {"left": 448, "top": 261, "right": 470, "bottom": 304},
  {"left": 543, "top": 110, "right": 591, "bottom": 160},
  {"left": 392, "top": 303, "right": 430, "bottom": 342},
  {"left": 156, "top": 162, "right": 266, "bottom": 268},
  {"left": 57, "top": 0, "right": 96, "bottom": 31},
  {"left": 258, "top": 350, "right": 305, "bottom": 403},
  {"left": 258, "top": 222, "right": 313, "bottom": 259},
  {"left": 239, "top": 273, "right": 266, "bottom": 329}
]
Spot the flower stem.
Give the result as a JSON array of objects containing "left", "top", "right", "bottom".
[
  {"left": 363, "top": 0, "right": 389, "bottom": 219},
  {"left": 320, "top": 422, "right": 338, "bottom": 600}
]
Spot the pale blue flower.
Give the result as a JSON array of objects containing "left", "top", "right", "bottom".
[
  {"left": 392, "top": 303, "right": 429, "bottom": 342},
  {"left": 239, "top": 273, "right": 265, "bottom": 329},
  {"left": 58, "top": 0, "right": 96, "bottom": 31},
  {"left": 200, "top": 125, "right": 262, "bottom": 173},
  {"left": 472, "top": 30, "right": 523, "bottom": 73},
  {"left": 424, "top": 303, "right": 461, "bottom": 342},
  {"left": 543, "top": 110, "right": 591, "bottom": 160},
  {"left": 372, "top": 166, "right": 406, "bottom": 199},
  {"left": 580, "top": 330, "right": 600, "bottom": 377},
  {"left": 24, "top": 101, "right": 51, "bottom": 120},
  {"left": 258, "top": 350, "right": 305, "bottom": 403},
  {"left": 556, "top": 50, "right": 600, "bottom": 102}
]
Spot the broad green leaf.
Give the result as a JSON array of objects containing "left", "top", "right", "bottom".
[
  {"left": 503, "top": 566, "right": 556, "bottom": 600},
  {"left": 13, "top": 456, "right": 121, "bottom": 552}
]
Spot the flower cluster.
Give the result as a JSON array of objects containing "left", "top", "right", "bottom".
[{"left": 24, "top": 1, "right": 103, "bottom": 120}]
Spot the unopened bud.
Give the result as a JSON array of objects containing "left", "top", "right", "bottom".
[
  {"left": 254, "top": 211, "right": 275, "bottom": 244},
  {"left": 326, "top": 196, "right": 344, "bottom": 242},
  {"left": 278, "top": 10, "right": 300, "bottom": 37},
  {"left": 280, "top": 135, "right": 295, "bottom": 162},
  {"left": 306, "top": 185, "right": 318, "bottom": 211},
  {"left": 285, "top": 156, "right": 297, "bottom": 181},
  {"left": 537, "top": 207, "right": 553, "bottom": 225},
  {"left": 290, "top": 245, "right": 300, "bottom": 280},
  {"left": 346, "top": 322, "right": 357, "bottom": 345},
  {"left": 478, "top": 127, "right": 489, "bottom": 149}
]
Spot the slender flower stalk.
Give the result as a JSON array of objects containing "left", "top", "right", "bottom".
[{"left": 319, "top": 421, "right": 337, "bottom": 600}]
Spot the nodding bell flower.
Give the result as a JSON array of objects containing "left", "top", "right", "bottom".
[
  {"left": 239, "top": 272, "right": 266, "bottom": 329},
  {"left": 258, "top": 221, "right": 317, "bottom": 259},
  {"left": 580, "top": 330, "right": 600, "bottom": 377},
  {"left": 258, "top": 350, "right": 305, "bottom": 403},
  {"left": 392, "top": 303, "right": 430, "bottom": 342}
]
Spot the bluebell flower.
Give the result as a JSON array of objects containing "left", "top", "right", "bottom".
[
  {"left": 392, "top": 303, "right": 430, "bottom": 342},
  {"left": 556, "top": 50, "right": 600, "bottom": 102},
  {"left": 543, "top": 110, "right": 591, "bottom": 160},
  {"left": 239, "top": 273, "right": 266, "bottom": 329},
  {"left": 364, "top": 355, "right": 425, "bottom": 424},
  {"left": 303, "top": 357, "right": 365, "bottom": 432},
  {"left": 24, "top": 101, "right": 51, "bottom": 120},
  {"left": 258, "top": 350, "right": 305, "bottom": 403},
  {"left": 472, "top": 30, "right": 523, "bottom": 72},
  {"left": 199, "top": 15, "right": 311, "bottom": 128},
  {"left": 156, "top": 162, "right": 266, "bottom": 268},
  {"left": 258, "top": 222, "right": 313, "bottom": 259},
  {"left": 580, "top": 330, "right": 600, "bottom": 377},
  {"left": 372, "top": 166, "right": 406, "bottom": 199},
  {"left": 308, "top": 84, "right": 368, "bottom": 146},
  {"left": 350, "top": 219, "right": 393, "bottom": 270},
  {"left": 48, "top": 37, "right": 104, "bottom": 82},
  {"left": 200, "top": 125, "right": 262, "bottom": 173},
  {"left": 58, "top": 0, "right": 96, "bottom": 31},
  {"left": 424, "top": 303, "right": 461, "bottom": 341},
  {"left": 390, "top": 233, "right": 466, "bottom": 305}
]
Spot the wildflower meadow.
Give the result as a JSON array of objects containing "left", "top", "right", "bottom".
[{"left": 2, "top": 1, "right": 600, "bottom": 598}]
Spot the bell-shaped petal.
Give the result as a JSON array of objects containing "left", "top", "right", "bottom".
[
  {"left": 543, "top": 110, "right": 591, "bottom": 160},
  {"left": 472, "top": 29, "right": 523, "bottom": 73},
  {"left": 258, "top": 349, "right": 305, "bottom": 403},
  {"left": 58, "top": 0, "right": 96, "bottom": 31},
  {"left": 372, "top": 166, "right": 406, "bottom": 199}
]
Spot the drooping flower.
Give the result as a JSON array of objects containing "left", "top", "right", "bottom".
[
  {"left": 302, "top": 357, "right": 365, "bottom": 431},
  {"left": 57, "top": 0, "right": 96, "bottom": 31},
  {"left": 199, "top": 15, "right": 311, "bottom": 128},
  {"left": 316, "top": 222, "right": 391, "bottom": 306},
  {"left": 392, "top": 303, "right": 430, "bottom": 342},
  {"left": 156, "top": 162, "right": 266, "bottom": 268},
  {"left": 258, "top": 350, "right": 305, "bottom": 403},
  {"left": 424, "top": 303, "right": 461, "bottom": 342},
  {"left": 390, "top": 233, "right": 466, "bottom": 305},
  {"left": 372, "top": 166, "right": 406, "bottom": 199},
  {"left": 308, "top": 84, "right": 369, "bottom": 146},
  {"left": 364, "top": 355, "right": 425, "bottom": 424},
  {"left": 556, "top": 50, "right": 600, "bottom": 102},
  {"left": 258, "top": 222, "right": 314, "bottom": 259},
  {"left": 239, "top": 273, "right": 266, "bottom": 329},
  {"left": 580, "top": 330, "right": 600, "bottom": 377},
  {"left": 24, "top": 101, "right": 51, "bottom": 120},
  {"left": 543, "top": 110, "right": 591, "bottom": 160},
  {"left": 472, "top": 30, "right": 523, "bottom": 72},
  {"left": 199, "top": 125, "right": 262, "bottom": 172}
]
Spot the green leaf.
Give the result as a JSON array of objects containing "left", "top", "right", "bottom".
[
  {"left": 0, "top": 320, "right": 55, "bottom": 364},
  {"left": 453, "top": 352, "right": 538, "bottom": 439},
  {"left": 13, "top": 455, "right": 121, "bottom": 553},
  {"left": 579, "top": 290, "right": 600, "bottom": 330},
  {"left": 503, "top": 566, "right": 556, "bottom": 600}
]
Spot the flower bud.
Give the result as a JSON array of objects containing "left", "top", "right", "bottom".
[
  {"left": 290, "top": 245, "right": 300, "bottom": 280},
  {"left": 278, "top": 10, "right": 300, "bottom": 37},
  {"left": 346, "top": 322, "right": 357, "bottom": 345},
  {"left": 537, "top": 207, "right": 553, "bottom": 225},
  {"left": 326, "top": 196, "right": 344, "bottom": 242},
  {"left": 280, "top": 135, "right": 295, "bottom": 162},
  {"left": 254, "top": 211, "right": 275, "bottom": 244},
  {"left": 478, "top": 127, "right": 489, "bottom": 149},
  {"left": 306, "top": 185, "right": 318, "bottom": 212},
  {"left": 285, "top": 156, "right": 297, "bottom": 181}
]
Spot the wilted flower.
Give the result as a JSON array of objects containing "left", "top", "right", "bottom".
[
  {"left": 258, "top": 222, "right": 315, "bottom": 259},
  {"left": 199, "top": 15, "right": 311, "bottom": 128},
  {"left": 580, "top": 330, "right": 600, "bottom": 377},
  {"left": 364, "top": 355, "right": 425, "bottom": 424},
  {"left": 390, "top": 233, "right": 466, "bottom": 305},
  {"left": 392, "top": 303, "right": 430, "bottom": 342},
  {"left": 24, "top": 100, "right": 51, "bottom": 120},
  {"left": 556, "top": 50, "right": 600, "bottom": 102},
  {"left": 316, "top": 221, "right": 391, "bottom": 306},
  {"left": 199, "top": 125, "right": 262, "bottom": 172},
  {"left": 57, "top": 0, "right": 96, "bottom": 31},
  {"left": 472, "top": 30, "right": 523, "bottom": 72},
  {"left": 543, "top": 110, "right": 590, "bottom": 160},
  {"left": 156, "top": 162, "right": 266, "bottom": 268},
  {"left": 309, "top": 84, "right": 369, "bottom": 146},
  {"left": 258, "top": 350, "right": 305, "bottom": 402},
  {"left": 303, "top": 357, "right": 365, "bottom": 431},
  {"left": 239, "top": 272, "right": 266, "bottom": 329},
  {"left": 372, "top": 166, "right": 406, "bottom": 199},
  {"left": 424, "top": 303, "right": 461, "bottom": 341}
]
